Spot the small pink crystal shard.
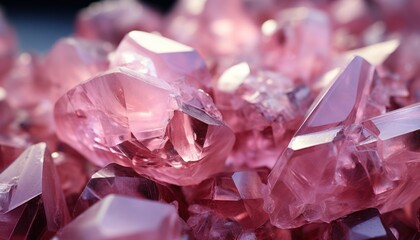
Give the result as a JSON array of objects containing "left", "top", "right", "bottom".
[
  {"left": 328, "top": 208, "right": 396, "bottom": 240},
  {"left": 55, "top": 195, "right": 182, "bottom": 240},
  {"left": 183, "top": 170, "right": 268, "bottom": 229},
  {"left": 111, "top": 31, "right": 211, "bottom": 90},
  {"left": 54, "top": 67, "right": 235, "bottom": 186},
  {"left": 0, "top": 143, "right": 70, "bottom": 231},
  {"left": 75, "top": 0, "right": 162, "bottom": 45},
  {"left": 43, "top": 37, "right": 113, "bottom": 101},
  {"left": 215, "top": 62, "right": 312, "bottom": 168},
  {"left": 265, "top": 57, "right": 386, "bottom": 228}
]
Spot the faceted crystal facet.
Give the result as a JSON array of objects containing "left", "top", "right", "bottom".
[
  {"left": 265, "top": 57, "right": 388, "bottom": 228},
  {"left": 111, "top": 31, "right": 211, "bottom": 91},
  {"left": 55, "top": 195, "right": 182, "bottom": 240},
  {"left": 328, "top": 208, "right": 396, "bottom": 240},
  {"left": 0, "top": 143, "right": 70, "bottom": 231},
  {"left": 54, "top": 67, "right": 235, "bottom": 186},
  {"left": 75, "top": 0, "right": 162, "bottom": 45}
]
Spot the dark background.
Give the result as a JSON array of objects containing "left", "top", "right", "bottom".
[{"left": 1, "top": 0, "right": 176, "bottom": 52}]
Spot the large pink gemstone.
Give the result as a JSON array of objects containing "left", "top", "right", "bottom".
[
  {"left": 75, "top": 0, "right": 162, "bottom": 45},
  {"left": 0, "top": 143, "right": 70, "bottom": 231},
  {"left": 215, "top": 62, "right": 312, "bottom": 168},
  {"left": 55, "top": 195, "right": 182, "bottom": 240},
  {"left": 54, "top": 66, "right": 235, "bottom": 186},
  {"left": 111, "top": 31, "right": 211, "bottom": 91},
  {"left": 265, "top": 57, "right": 390, "bottom": 228}
]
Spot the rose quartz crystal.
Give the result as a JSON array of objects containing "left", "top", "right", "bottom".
[
  {"left": 0, "top": 143, "right": 70, "bottom": 231},
  {"left": 215, "top": 62, "right": 312, "bottom": 168},
  {"left": 163, "top": 0, "right": 259, "bottom": 58},
  {"left": 54, "top": 66, "right": 234, "bottom": 186},
  {"left": 111, "top": 31, "right": 211, "bottom": 91},
  {"left": 55, "top": 195, "right": 182, "bottom": 240},
  {"left": 43, "top": 37, "right": 113, "bottom": 102},
  {"left": 75, "top": 0, "right": 162, "bottom": 45},
  {"left": 265, "top": 57, "right": 406, "bottom": 228}
]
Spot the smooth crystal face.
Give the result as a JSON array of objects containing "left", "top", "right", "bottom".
[
  {"left": 265, "top": 57, "right": 418, "bottom": 228},
  {"left": 215, "top": 62, "right": 312, "bottom": 168},
  {"left": 75, "top": 0, "right": 162, "bottom": 45},
  {"left": 43, "top": 37, "right": 113, "bottom": 102},
  {"left": 329, "top": 208, "right": 396, "bottom": 240},
  {"left": 111, "top": 31, "right": 211, "bottom": 91},
  {"left": 54, "top": 67, "right": 235, "bottom": 186},
  {"left": 0, "top": 143, "right": 70, "bottom": 231},
  {"left": 55, "top": 195, "right": 182, "bottom": 240}
]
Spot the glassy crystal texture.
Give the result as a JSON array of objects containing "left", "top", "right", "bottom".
[
  {"left": 265, "top": 56, "right": 413, "bottom": 228},
  {"left": 55, "top": 195, "right": 182, "bottom": 240},
  {"left": 54, "top": 66, "right": 234, "bottom": 186},
  {"left": 215, "top": 62, "right": 312, "bottom": 168},
  {"left": 0, "top": 143, "right": 70, "bottom": 231}
]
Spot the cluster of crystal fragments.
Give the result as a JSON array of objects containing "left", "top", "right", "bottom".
[{"left": 0, "top": 0, "right": 419, "bottom": 239}]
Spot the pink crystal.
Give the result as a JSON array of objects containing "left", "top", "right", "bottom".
[
  {"left": 75, "top": 0, "right": 162, "bottom": 45},
  {"left": 55, "top": 195, "right": 182, "bottom": 240},
  {"left": 111, "top": 31, "right": 211, "bottom": 91},
  {"left": 0, "top": 143, "right": 70, "bottom": 231},
  {"left": 43, "top": 37, "right": 113, "bottom": 102},
  {"left": 54, "top": 66, "right": 235, "bottom": 186},
  {"left": 265, "top": 57, "right": 388, "bottom": 228},
  {"left": 215, "top": 62, "right": 312, "bottom": 168}
]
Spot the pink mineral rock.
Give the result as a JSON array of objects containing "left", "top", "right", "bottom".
[
  {"left": 111, "top": 31, "right": 211, "bottom": 91},
  {"left": 55, "top": 195, "right": 182, "bottom": 240},
  {"left": 43, "top": 37, "right": 113, "bottom": 102},
  {"left": 75, "top": 0, "right": 162, "bottom": 45},
  {"left": 54, "top": 66, "right": 235, "bottom": 186},
  {"left": 265, "top": 57, "right": 392, "bottom": 228},
  {"left": 215, "top": 62, "right": 312, "bottom": 168},
  {"left": 0, "top": 143, "right": 70, "bottom": 231}
]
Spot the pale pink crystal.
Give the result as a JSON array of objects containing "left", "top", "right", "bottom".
[
  {"left": 163, "top": 0, "right": 259, "bottom": 58},
  {"left": 0, "top": 143, "right": 70, "bottom": 231},
  {"left": 111, "top": 31, "right": 211, "bottom": 91},
  {"left": 265, "top": 57, "right": 387, "bottom": 228},
  {"left": 215, "top": 62, "right": 312, "bottom": 168},
  {"left": 43, "top": 37, "right": 113, "bottom": 102},
  {"left": 75, "top": 0, "right": 162, "bottom": 45},
  {"left": 260, "top": 7, "right": 332, "bottom": 83},
  {"left": 55, "top": 195, "right": 182, "bottom": 240},
  {"left": 54, "top": 66, "right": 235, "bottom": 186}
]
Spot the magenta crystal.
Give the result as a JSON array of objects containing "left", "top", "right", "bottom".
[{"left": 55, "top": 195, "right": 182, "bottom": 240}]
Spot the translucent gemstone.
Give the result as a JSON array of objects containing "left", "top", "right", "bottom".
[
  {"left": 328, "top": 208, "right": 396, "bottom": 240},
  {"left": 73, "top": 163, "right": 187, "bottom": 218},
  {"left": 43, "top": 37, "right": 113, "bottom": 102},
  {"left": 111, "top": 31, "right": 211, "bottom": 91},
  {"left": 183, "top": 170, "right": 268, "bottom": 229},
  {"left": 75, "top": 0, "right": 162, "bottom": 45},
  {"left": 54, "top": 67, "right": 235, "bottom": 186},
  {"left": 55, "top": 195, "right": 182, "bottom": 240},
  {"left": 215, "top": 62, "right": 312, "bottom": 168},
  {"left": 0, "top": 87, "right": 13, "bottom": 129},
  {"left": 382, "top": 201, "right": 420, "bottom": 240},
  {"left": 163, "top": 0, "right": 259, "bottom": 58},
  {"left": 0, "top": 139, "right": 24, "bottom": 172},
  {"left": 265, "top": 57, "right": 387, "bottom": 228},
  {"left": 0, "top": 143, "right": 70, "bottom": 231},
  {"left": 261, "top": 7, "right": 332, "bottom": 83}
]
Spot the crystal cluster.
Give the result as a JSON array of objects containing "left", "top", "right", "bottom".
[{"left": 0, "top": 0, "right": 420, "bottom": 239}]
